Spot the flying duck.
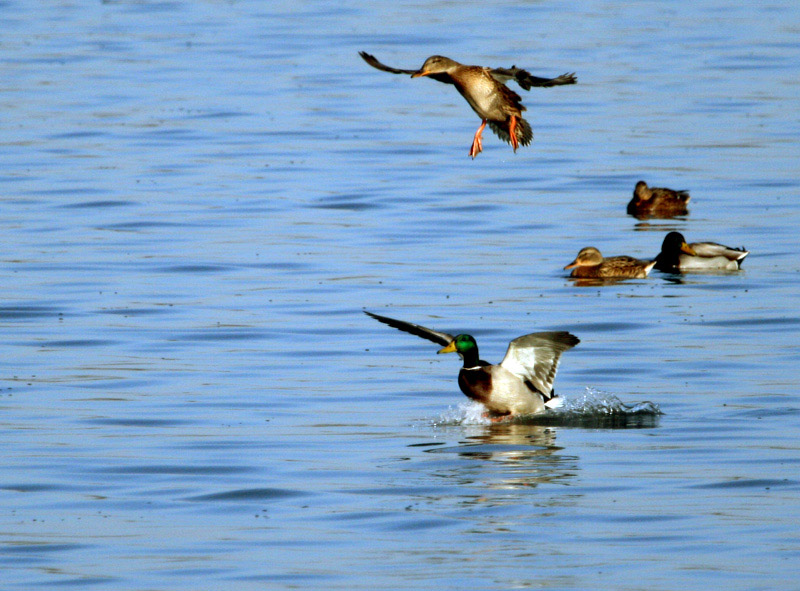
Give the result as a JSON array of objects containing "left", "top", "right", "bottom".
[{"left": 359, "top": 51, "right": 576, "bottom": 158}]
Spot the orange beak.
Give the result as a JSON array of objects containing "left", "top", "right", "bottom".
[
  {"left": 564, "top": 259, "right": 579, "bottom": 270},
  {"left": 411, "top": 70, "right": 430, "bottom": 78},
  {"left": 681, "top": 242, "right": 697, "bottom": 255},
  {"left": 437, "top": 340, "right": 457, "bottom": 354}
]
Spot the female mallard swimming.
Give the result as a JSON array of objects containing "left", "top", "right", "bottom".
[
  {"left": 654, "top": 231, "right": 749, "bottom": 272},
  {"left": 564, "top": 246, "right": 656, "bottom": 279},
  {"left": 627, "top": 180, "right": 690, "bottom": 218},
  {"left": 359, "top": 51, "right": 576, "bottom": 158},
  {"left": 365, "top": 311, "right": 579, "bottom": 418}
]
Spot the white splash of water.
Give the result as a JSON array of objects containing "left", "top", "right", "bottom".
[
  {"left": 432, "top": 387, "right": 661, "bottom": 426},
  {"left": 433, "top": 401, "right": 490, "bottom": 426},
  {"left": 551, "top": 387, "right": 662, "bottom": 417}
]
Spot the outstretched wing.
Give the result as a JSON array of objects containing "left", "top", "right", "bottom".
[
  {"left": 359, "top": 51, "right": 454, "bottom": 84},
  {"left": 359, "top": 51, "right": 418, "bottom": 75},
  {"left": 364, "top": 311, "right": 454, "bottom": 347},
  {"left": 490, "top": 67, "right": 577, "bottom": 90},
  {"left": 499, "top": 331, "right": 579, "bottom": 395}
]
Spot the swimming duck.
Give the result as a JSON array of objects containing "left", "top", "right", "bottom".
[
  {"left": 627, "top": 181, "right": 690, "bottom": 218},
  {"left": 564, "top": 247, "right": 656, "bottom": 279},
  {"left": 365, "top": 311, "right": 579, "bottom": 418},
  {"left": 359, "top": 51, "right": 576, "bottom": 158},
  {"left": 654, "top": 231, "right": 749, "bottom": 272}
]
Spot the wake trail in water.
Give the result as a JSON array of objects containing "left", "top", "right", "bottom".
[{"left": 433, "top": 387, "right": 662, "bottom": 428}]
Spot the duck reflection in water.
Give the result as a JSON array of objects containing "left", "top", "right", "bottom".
[{"left": 424, "top": 423, "right": 576, "bottom": 495}]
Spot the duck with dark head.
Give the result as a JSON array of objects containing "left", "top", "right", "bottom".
[{"left": 365, "top": 311, "right": 579, "bottom": 420}]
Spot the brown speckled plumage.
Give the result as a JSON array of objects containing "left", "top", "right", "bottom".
[
  {"left": 627, "top": 180, "right": 690, "bottom": 218},
  {"left": 564, "top": 247, "right": 656, "bottom": 279},
  {"left": 359, "top": 52, "right": 576, "bottom": 158}
]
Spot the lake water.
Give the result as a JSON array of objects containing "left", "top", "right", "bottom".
[{"left": 2, "top": 1, "right": 799, "bottom": 589}]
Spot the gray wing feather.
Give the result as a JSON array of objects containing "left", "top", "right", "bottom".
[
  {"left": 488, "top": 118, "right": 533, "bottom": 147},
  {"left": 499, "top": 331, "right": 579, "bottom": 394},
  {"left": 690, "top": 242, "right": 749, "bottom": 261},
  {"left": 364, "top": 311, "right": 454, "bottom": 347},
  {"left": 359, "top": 51, "right": 418, "bottom": 75},
  {"left": 489, "top": 67, "right": 577, "bottom": 90}
]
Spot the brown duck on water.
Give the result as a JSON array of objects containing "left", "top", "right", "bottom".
[
  {"left": 627, "top": 180, "right": 690, "bottom": 218},
  {"left": 564, "top": 247, "right": 656, "bottom": 279},
  {"left": 359, "top": 52, "right": 576, "bottom": 158}
]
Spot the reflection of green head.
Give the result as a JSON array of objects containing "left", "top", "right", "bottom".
[{"left": 437, "top": 334, "right": 479, "bottom": 366}]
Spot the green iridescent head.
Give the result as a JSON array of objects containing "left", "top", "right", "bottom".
[{"left": 437, "top": 334, "right": 477, "bottom": 356}]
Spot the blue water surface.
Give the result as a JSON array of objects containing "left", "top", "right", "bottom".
[{"left": 1, "top": 1, "right": 799, "bottom": 589}]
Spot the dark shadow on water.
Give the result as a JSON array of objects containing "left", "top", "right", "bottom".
[
  {"left": 58, "top": 199, "right": 136, "bottom": 209},
  {"left": 186, "top": 487, "right": 308, "bottom": 502},
  {"left": 83, "top": 417, "right": 187, "bottom": 427},
  {"left": 690, "top": 478, "right": 800, "bottom": 490},
  {"left": 0, "top": 305, "right": 63, "bottom": 320},
  {"left": 566, "top": 276, "right": 651, "bottom": 288},
  {"left": 512, "top": 410, "right": 660, "bottom": 429},
  {"left": 688, "top": 316, "right": 800, "bottom": 328},
  {"left": 522, "top": 392, "right": 662, "bottom": 429}
]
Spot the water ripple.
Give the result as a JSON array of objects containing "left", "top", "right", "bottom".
[
  {"left": 186, "top": 488, "right": 307, "bottom": 502},
  {"left": 690, "top": 478, "right": 799, "bottom": 490}
]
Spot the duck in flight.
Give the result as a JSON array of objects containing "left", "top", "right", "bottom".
[
  {"left": 365, "top": 311, "right": 579, "bottom": 419},
  {"left": 359, "top": 52, "right": 577, "bottom": 158}
]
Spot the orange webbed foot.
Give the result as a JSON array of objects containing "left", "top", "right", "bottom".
[
  {"left": 469, "top": 119, "right": 487, "bottom": 159},
  {"left": 509, "top": 115, "right": 519, "bottom": 153}
]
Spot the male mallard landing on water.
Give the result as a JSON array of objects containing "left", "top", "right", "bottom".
[
  {"left": 364, "top": 311, "right": 579, "bottom": 418},
  {"left": 654, "top": 231, "right": 749, "bottom": 272},
  {"left": 627, "top": 181, "right": 690, "bottom": 219},
  {"left": 564, "top": 247, "right": 656, "bottom": 279},
  {"left": 358, "top": 51, "right": 576, "bottom": 158}
]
